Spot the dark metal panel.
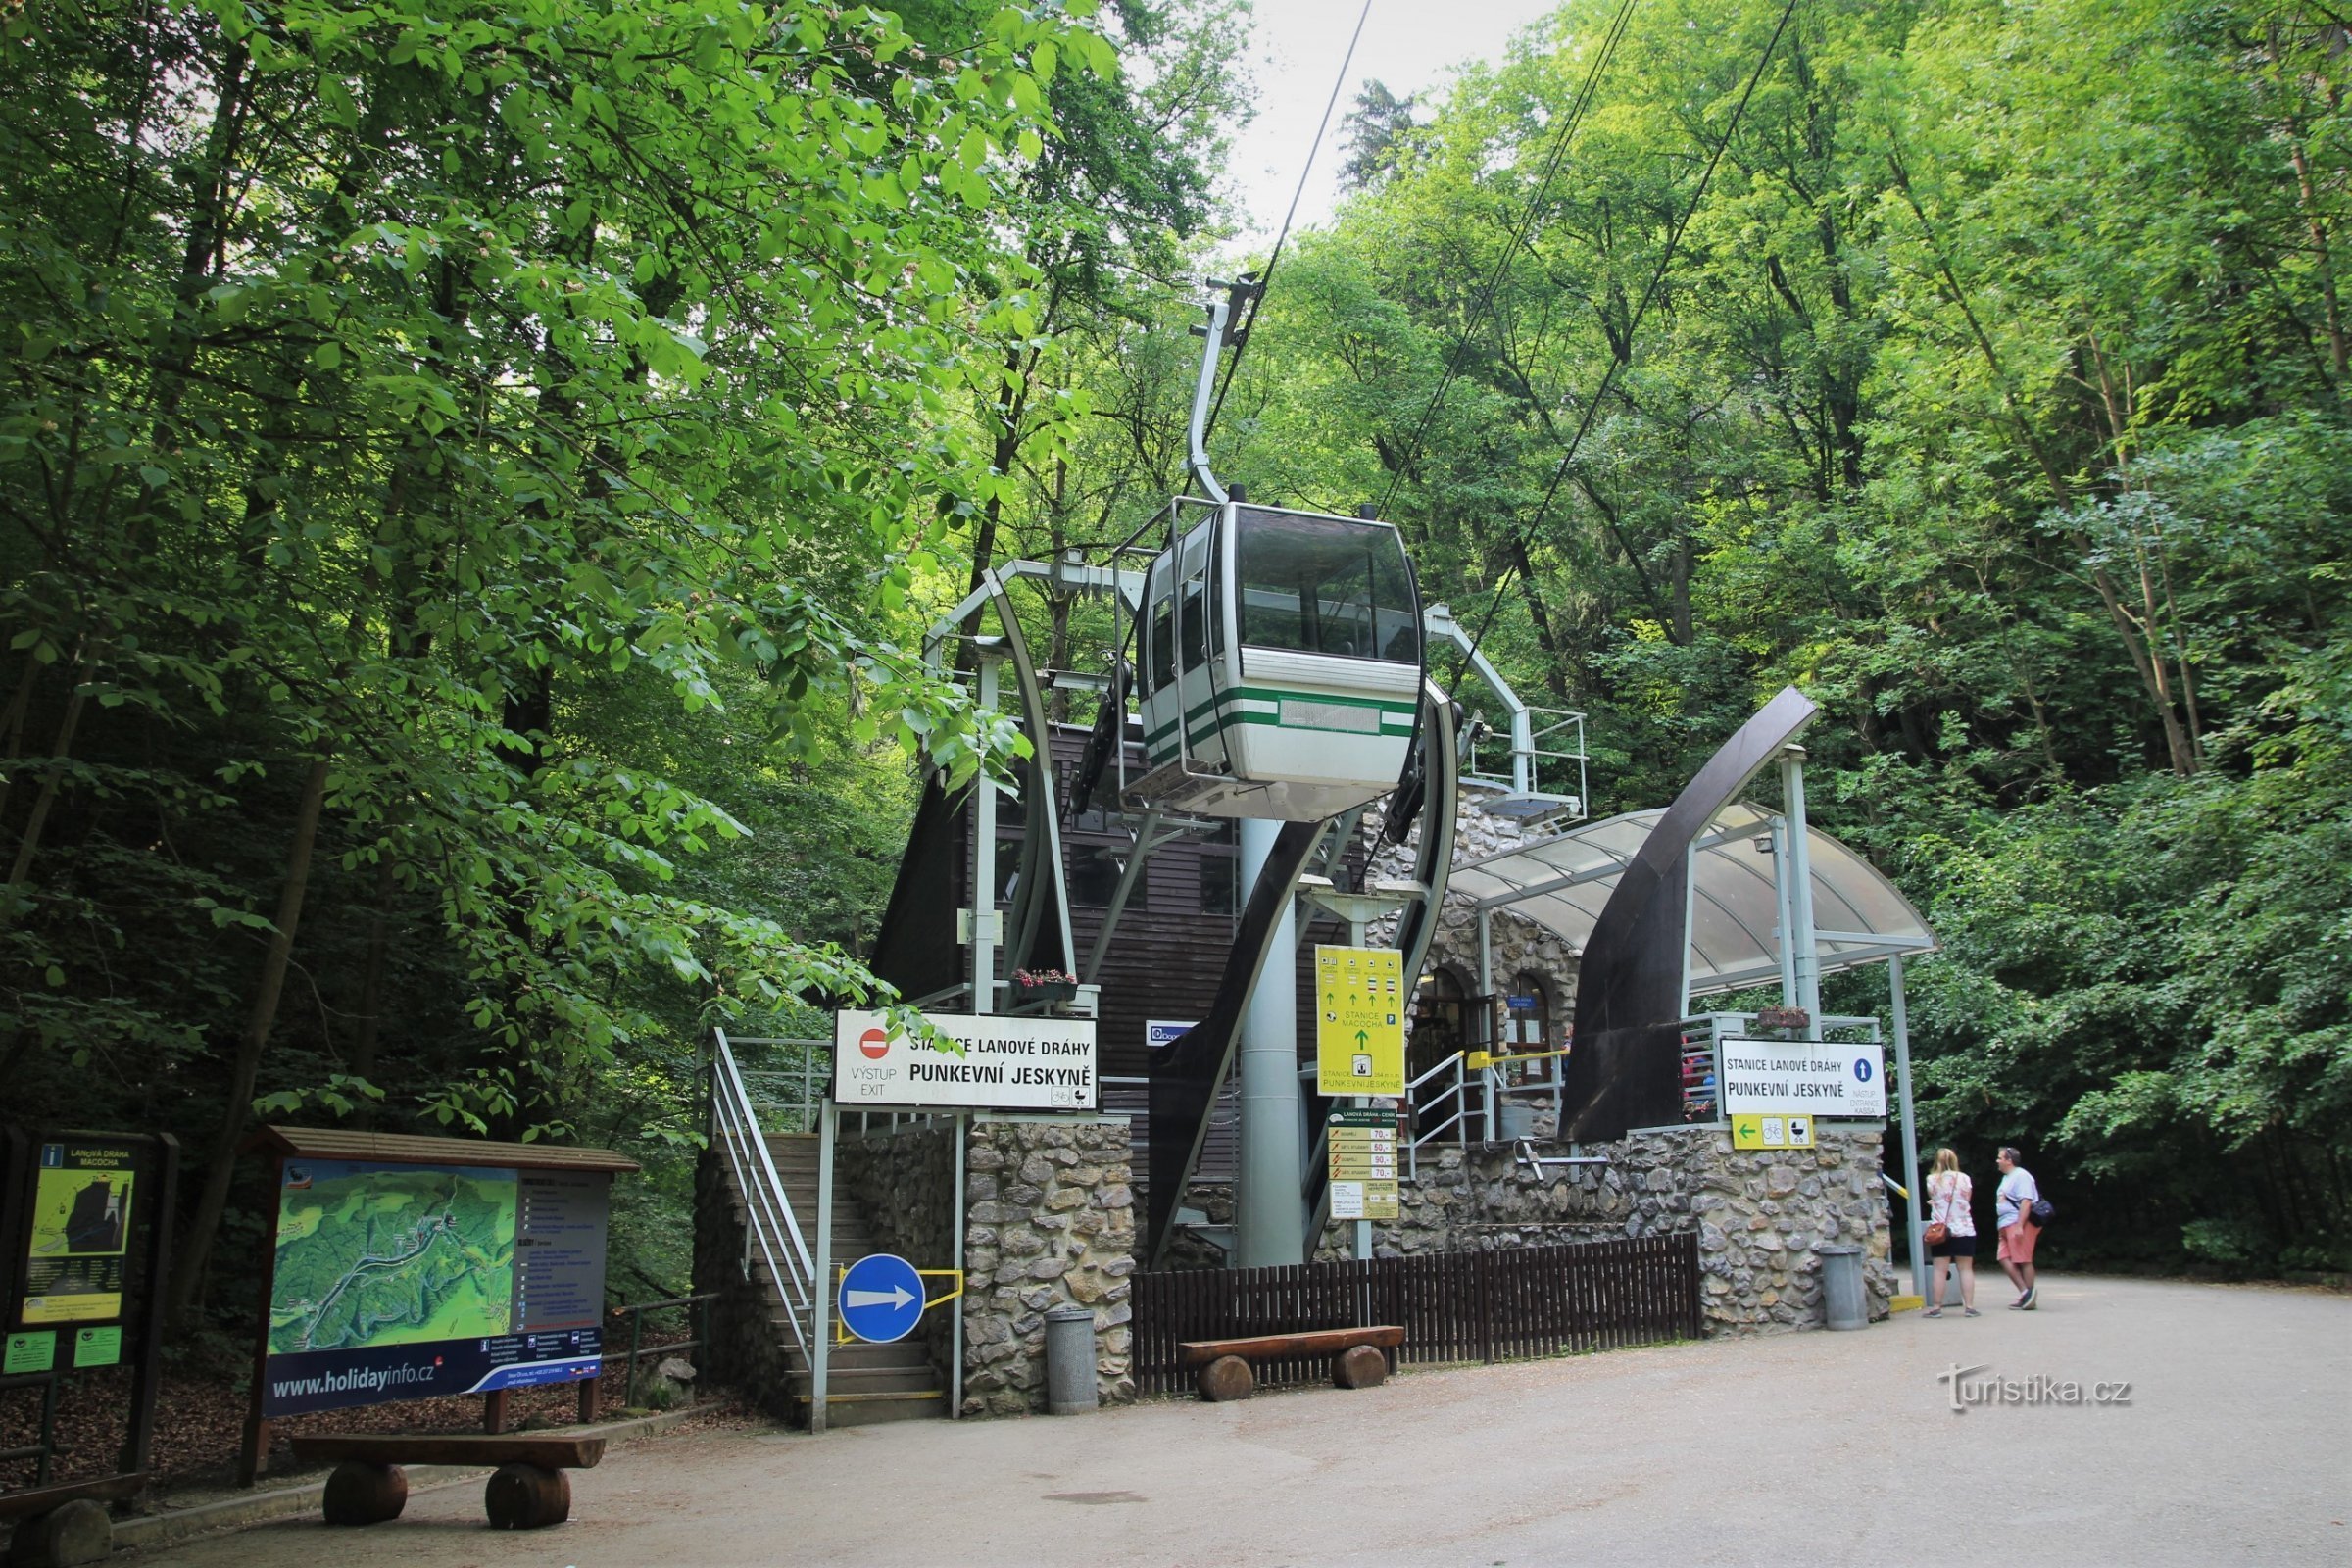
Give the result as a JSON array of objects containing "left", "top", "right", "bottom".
[
  {"left": 1144, "top": 818, "right": 1325, "bottom": 1265},
  {"left": 1563, "top": 687, "right": 1818, "bottom": 1140},
  {"left": 866, "top": 774, "right": 972, "bottom": 1004}
]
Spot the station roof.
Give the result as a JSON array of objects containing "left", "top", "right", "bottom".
[{"left": 1446, "top": 801, "right": 1935, "bottom": 998}]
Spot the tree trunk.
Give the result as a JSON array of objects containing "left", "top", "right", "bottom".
[
  {"left": 0, "top": 671, "right": 88, "bottom": 928},
  {"left": 165, "top": 750, "right": 332, "bottom": 1330},
  {"left": 348, "top": 853, "right": 398, "bottom": 1123}
]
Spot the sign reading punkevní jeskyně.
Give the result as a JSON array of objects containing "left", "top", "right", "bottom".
[
  {"left": 253, "top": 1128, "right": 637, "bottom": 1418},
  {"left": 834, "top": 1010, "right": 1097, "bottom": 1111}
]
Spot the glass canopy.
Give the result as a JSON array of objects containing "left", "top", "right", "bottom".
[{"left": 1445, "top": 800, "right": 1936, "bottom": 998}]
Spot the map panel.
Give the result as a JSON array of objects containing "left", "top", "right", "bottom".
[
  {"left": 269, "top": 1161, "right": 516, "bottom": 1356},
  {"left": 258, "top": 1155, "right": 611, "bottom": 1418}
]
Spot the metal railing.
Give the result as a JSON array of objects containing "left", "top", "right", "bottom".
[
  {"left": 710, "top": 1029, "right": 817, "bottom": 1356},
  {"left": 607, "top": 1292, "right": 717, "bottom": 1407},
  {"left": 729, "top": 1034, "right": 827, "bottom": 1131},
  {"left": 1405, "top": 1052, "right": 1485, "bottom": 1178}
]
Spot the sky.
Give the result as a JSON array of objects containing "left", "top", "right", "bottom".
[{"left": 1222, "top": 0, "right": 1564, "bottom": 248}]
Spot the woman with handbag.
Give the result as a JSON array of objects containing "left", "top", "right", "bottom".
[{"left": 1921, "top": 1148, "right": 1980, "bottom": 1317}]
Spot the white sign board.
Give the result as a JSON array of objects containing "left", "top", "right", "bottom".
[
  {"left": 1717, "top": 1037, "right": 1886, "bottom": 1119},
  {"left": 834, "top": 1010, "right": 1098, "bottom": 1111}
]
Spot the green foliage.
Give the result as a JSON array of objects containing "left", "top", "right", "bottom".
[
  {"left": 0, "top": 0, "right": 1113, "bottom": 1317},
  {"left": 1207, "top": 0, "right": 2351, "bottom": 1268}
]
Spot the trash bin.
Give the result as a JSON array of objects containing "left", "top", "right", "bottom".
[
  {"left": 1044, "top": 1305, "right": 1098, "bottom": 1414},
  {"left": 1817, "top": 1244, "right": 1867, "bottom": 1331}
]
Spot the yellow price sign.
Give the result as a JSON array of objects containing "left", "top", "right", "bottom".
[{"left": 1315, "top": 945, "right": 1405, "bottom": 1097}]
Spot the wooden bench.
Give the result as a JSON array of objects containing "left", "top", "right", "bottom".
[
  {"left": 287, "top": 1432, "right": 607, "bottom": 1530},
  {"left": 1177, "top": 1326, "right": 1404, "bottom": 1401},
  {"left": 0, "top": 1474, "right": 147, "bottom": 1568}
]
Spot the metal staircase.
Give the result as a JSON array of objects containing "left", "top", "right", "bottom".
[{"left": 708, "top": 1032, "right": 945, "bottom": 1427}]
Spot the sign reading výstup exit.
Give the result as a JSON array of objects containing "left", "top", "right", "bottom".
[
  {"left": 1315, "top": 946, "right": 1404, "bottom": 1097},
  {"left": 834, "top": 1010, "right": 1097, "bottom": 1111}
]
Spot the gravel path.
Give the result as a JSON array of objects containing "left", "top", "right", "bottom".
[{"left": 132, "top": 1274, "right": 2352, "bottom": 1567}]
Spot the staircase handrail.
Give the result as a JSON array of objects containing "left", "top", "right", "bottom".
[
  {"left": 1404, "top": 1050, "right": 1490, "bottom": 1179},
  {"left": 711, "top": 1028, "right": 816, "bottom": 1357}
]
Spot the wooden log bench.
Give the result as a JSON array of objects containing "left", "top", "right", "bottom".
[
  {"left": 287, "top": 1432, "right": 607, "bottom": 1530},
  {"left": 1177, "top": 1326, "right": 1404, "bottom": 1402},
  {"left": 0, "top": 1474, "right": 147, "bottom": 1568}
]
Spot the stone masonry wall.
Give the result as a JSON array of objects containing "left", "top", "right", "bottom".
[
  {"left": 962, "top": 1117, "right": 1138, "bottom": 1415},
  {"left": 693, "top": 1151, "right": 802, "bottom": 1423},
  {"left": 1303, "top": 1125, "right": 1893, "bottom": 1334},
  {"left": 837, "top": 1121, "right": 960, "bottom": 1385}
]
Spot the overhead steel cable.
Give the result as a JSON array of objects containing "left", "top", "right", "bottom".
[
  {"left": 1445, "top": 0, "right": 1804, "bottom": 700},
  {"left": 1198, "top": 0, "right": 1375, "bottom": 452},
  {"left": 1375, "top": 0, "right": 1641, "bottom": 520}
]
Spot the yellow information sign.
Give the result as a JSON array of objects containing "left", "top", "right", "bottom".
[
  {"left": 1315, "top": 945, "right": 1405, "bottom": 1097},
  {"left": 21, "top": 1141, "right": 137, "bottom": 1325},
  {"left": 1731, "top": 1113, "right": 1816, "bottom": 1151}
]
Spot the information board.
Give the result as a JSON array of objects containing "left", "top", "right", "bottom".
[
  {"left": 834, "top": 1010, "right": 1098, "bottom": 1111},
  {"left": 260, "top": 1158, "right": 610, "bottom": 1417},
  {"left": 1314, "top": 946, "right": 1405, "bottom": 1097},
  {"left": 1718, "top": 1038, "right": 1887, "bottom": 1119},
  {"left": 18, "top": 1137, "right": 141, "bottom": 1325},
  {"left": 1327, "top": 1108, "right": 1399, "bottom": 1221}
]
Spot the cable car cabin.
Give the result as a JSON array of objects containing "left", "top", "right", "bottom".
[{"left": 1131, "top": 500, "right": 1422, "bottom": 820}]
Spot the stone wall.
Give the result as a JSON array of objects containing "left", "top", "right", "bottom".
[
  {"left": 837, "top": 1120, "right": 960, "bottom": 1384},
  {"left": 961, "top": 1116, "right": 1138, "bottom": 1415},
  {"left": 1360, "top": 794, "right": 1580, "bottom": 1012},
  {"left": 692, "top": 1151, "right": 803, "bottom": 1423},
  {"left": 1304, "top": 1125, "right": 1893, "bottom": 1334}
]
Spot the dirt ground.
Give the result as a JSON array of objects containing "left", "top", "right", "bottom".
[{"left": 127, "top": 1274, "right": 2351, "bottom": 1567}]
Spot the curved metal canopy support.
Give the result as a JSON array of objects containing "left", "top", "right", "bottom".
[{"left": 1562, "top": 686, "right": 1819, "bottom": 1141}]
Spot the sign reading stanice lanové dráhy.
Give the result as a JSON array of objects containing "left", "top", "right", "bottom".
[
  {"left": 834, "top": 1010, "right": 1097, "bottom": 1111},
  {"left": 1716, "top": 1037, "right": 1887, "bottom": 1119}
]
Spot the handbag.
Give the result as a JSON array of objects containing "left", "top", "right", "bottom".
[{"left": 1923, "top": 1175, "right": 1952, "bottom": 1246}]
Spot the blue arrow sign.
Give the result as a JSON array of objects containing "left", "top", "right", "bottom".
[{"left": 838, "top": 1252, "right": 925, "bottom": 1344}]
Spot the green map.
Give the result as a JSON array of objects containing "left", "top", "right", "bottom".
[{"left": 269, "top": 1162, "right": 516, "bottom": 1355}]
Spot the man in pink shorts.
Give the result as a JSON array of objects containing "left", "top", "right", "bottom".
[{"left": 1995, "top": 1146, "right": 2041, "bottom": 1308}]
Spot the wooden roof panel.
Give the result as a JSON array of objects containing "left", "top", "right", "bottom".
[{"left": 257, "top": 1126, "right": 640, "bottom": 1173}]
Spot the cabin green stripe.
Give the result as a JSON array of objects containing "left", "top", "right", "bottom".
[
  {"left": 1144, "top": 684, "right": 1418, "bottom": 746},
  {"left": 1145, "top": 684, "right": 1419, "bottom": 760}
]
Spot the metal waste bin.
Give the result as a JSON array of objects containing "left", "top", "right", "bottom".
[
  {"left": 1044, "top": 1305, "right": 1098, "bottom": 1414},
  {"left": 1818, "top": 1244, "right": 1867, "bottom": 1331}
]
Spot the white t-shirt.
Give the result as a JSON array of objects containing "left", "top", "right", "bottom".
[
  {"left": 1928, "top": 1171, "right": 1975, "bottom": 1236},
  {"left": 1997, "top": 1167, "right": 2039, "bottom": 1228}
]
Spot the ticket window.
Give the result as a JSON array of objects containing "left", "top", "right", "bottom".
[{"left": 1504, "top": 975, "right": 1551, "bottom": 1086}]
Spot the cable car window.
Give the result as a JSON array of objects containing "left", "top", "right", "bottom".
[
  {"left": 1150, "top": 599, "right": 1175, "bottom": 692},
  {"left": 1181, "top": 584, "right": 1208, "bottom": 671},
  {"left": 1235, "top": 511, "right": 1418, "bottom": 662}
]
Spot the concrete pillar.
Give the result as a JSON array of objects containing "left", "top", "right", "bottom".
[
  {"left": 1888, "top": 954, "right": 1928, "bottom": 1298},
  {"left": 1235, "top": 817, "right": 1305, "bottom": 1267},
  {"left": 1777, "top": 746, "right": 1822, "bottom": 1032}
]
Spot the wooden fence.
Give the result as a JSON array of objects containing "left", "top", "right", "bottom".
[{"left": 1130, "top": 1233, "right": 1702, "bottom": 1397}]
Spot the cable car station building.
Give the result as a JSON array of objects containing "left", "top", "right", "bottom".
[{"left": 694, "top": 291, "right": 1939, "bottom": 1428}]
